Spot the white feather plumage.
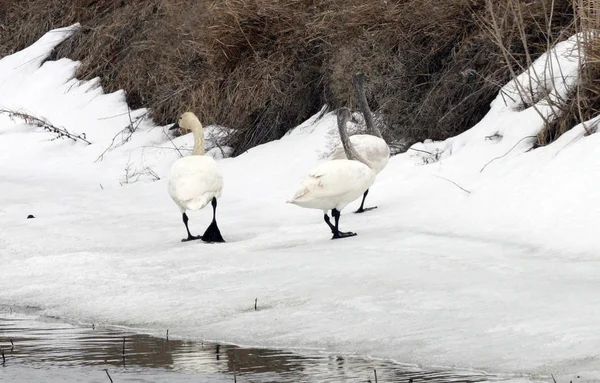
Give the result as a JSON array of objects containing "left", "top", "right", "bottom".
[
  {"left": 329, "top": 134, "right": 390, "bottom": 174},
  {"left": 168, "top": 155, "right": 222, "bottom": 212},
  {"left": 288, "top": 159, "right": 375, "bottom": 212}
]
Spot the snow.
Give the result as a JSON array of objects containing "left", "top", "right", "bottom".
[{"left": 1, "top": 27, "right": 600, "bottom": 381}]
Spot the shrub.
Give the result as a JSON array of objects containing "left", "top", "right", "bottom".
[{"left": 0, "top": 0, "right": 580, "bottom": 154}]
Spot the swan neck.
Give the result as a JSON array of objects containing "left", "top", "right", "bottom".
[
  {"left": 192, "top": 128, "right": 205, "bottom": 155},
  {"left": 337, "top": 108, "right": 371, "bottom": 168},
  {"left": 353, "top": 73, "right": 382, "bottom": 139}
]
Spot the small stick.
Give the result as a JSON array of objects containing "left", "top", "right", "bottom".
[
  {"left": 10, "top": 340, "right": 14, "bottom": 352},
  {"left": 92, "top": 323, "right": 95, "bottom": 330},
  {"left": 374, "top": 369, "right": 378, "bottom": 383},
  {"left": 432, "top": 174, "right": 471, "bottom": 194},
  {"left": 104, "top": 369, "right": 114, "bottom": 383},
  {"left": 122, "top": 337, "right": 126, "bottom": 365},
  {"left": 255, "top": 298, "right": 258, "bottom": 311},
  {"left": 166, "top": 329, "right": 169, "bottom": 342},
  {"left": 1, "top": 348, "right": 5, "bottom": 364}
]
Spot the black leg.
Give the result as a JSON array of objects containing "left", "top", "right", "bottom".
[
  {"left": 354, "top": 189, "right": 377, "bottom": 213},
  {"left": 324, "top": 213, "right": 336, "bottom": 235},
  {"left": 202, "top": 197, "right": 225, "bottom": 243},
  {"left": 330, "top": 208, "right": 357, "bottom": 239},
  {"left": 181, "top": 212, "right": 201, "bottom": 242}
]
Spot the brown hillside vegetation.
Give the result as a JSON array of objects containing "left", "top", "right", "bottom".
[{"left": 0, "top": 0, "right": 590, "bottom": 154}]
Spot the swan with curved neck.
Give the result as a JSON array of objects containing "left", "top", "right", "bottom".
[
  {"left": 167, "top": 112, "right": 225, "bottom": 243},
  {"left": 329, "top": 73, "right": 390, "bottom": 213},
  {"left": 288, "top": 107, "right": 375, "bottom": 239}
]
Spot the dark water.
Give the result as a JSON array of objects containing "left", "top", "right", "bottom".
[{"left": 0, "top": 308, "right": 524, "bottom": 383}]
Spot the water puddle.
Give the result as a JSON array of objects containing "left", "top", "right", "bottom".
[{"left": 0, "top": 307, "right": 525, "bottom": 382}]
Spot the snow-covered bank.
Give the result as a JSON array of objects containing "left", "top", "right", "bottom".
[{"left": 1, "top": 27, "right": 600, "bottom": 380}]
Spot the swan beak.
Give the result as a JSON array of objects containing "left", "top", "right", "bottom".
[{"left": 169, "top": 122, "right": 181, "bottom": 131}]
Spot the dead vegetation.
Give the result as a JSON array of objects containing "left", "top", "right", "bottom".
[
  {"left": 0, "top": 108, "right": 91, "bottom": 144},
  {"left": 481, "top": 0, "right": 600, "bottom": 147},
  {"left": 0, "top": 0, "right": 589, "bottom": 154}
]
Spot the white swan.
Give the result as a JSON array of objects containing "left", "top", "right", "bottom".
[
  {"left": 168, "top": 112, "right": 225, "bottom": 243},
  {"left": 288, "top": 107, "right": 376, "bottom": 239},
  {"left": 329, "top": 74, "right": 390, "bottom": 213}
]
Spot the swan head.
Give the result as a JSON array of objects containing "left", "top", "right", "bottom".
[{"left": 169, "top": 112, "right": 203, "bottom": 133}]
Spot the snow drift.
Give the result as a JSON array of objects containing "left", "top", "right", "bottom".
[{"left": 1, "top": 27, "right": 599, "bottom": 382}]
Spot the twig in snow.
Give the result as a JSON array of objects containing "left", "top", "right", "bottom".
[
  {"left": 140, "top": 145, "right": 192, "bottom": 152},
  {"left": 479, "top": 135, "right": 537, "bottom": 173},
  {"left": 122, "top": 337, "right": 126, "bottom": 366},
  {"left": 166, "top": 329, "right": 169, "bottom": 342},
  {"left": 104, "top": 369, "right": 114, "bottom": 383},
  {"left": 408, "top": 147, "right": 433, "bottom": 155},
  {"left": 0, "top": 109, "right": 91, "bottom": 145},
  {"left": 163, "top": 129, "right": 184, "bottom": 158},
  {"left": 255, "top": 298, "right": 258, "bottom": 311},
  {"left": 1, "top": 348, "right": 5, "bottom": 365},
  {"left": 10, "top": 340, "right": 14, "bottom": 352},
  {"left": 551, "top": 374, "right": 557, "bottom": 383},
  {"left": 374, "top": 369, "right": 378, "bottom": 383},
  {"left": 95, "top": 111, "right": 148, "bottom": 162},
  {"left": 99, "top": 183, "right": 104, "bottom": 190},
  {"left": 126, "top": 103, "right": 135, "bottom": 133},
  {"left": 432, "top": 174, "right": 471, "bottom": 194}
]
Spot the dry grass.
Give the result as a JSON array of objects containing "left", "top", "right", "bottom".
[
  {"left": 0, "top": 0, "right": 582, "bottom": 154},
  {"left": 481, "top": 0, "right": 600, "bottom": 147}
]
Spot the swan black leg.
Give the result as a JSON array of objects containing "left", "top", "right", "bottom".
[
  {"left": 354, "top": 189, "right": 377, "bottom": 213},
  {"left": 181, "top": 212, "right": 201, "bottom": 242},
  {"left": 201, "top": 197, "right": 225, "bottom": 243},
  {"left": 324, "top": 213, "right": 336, "bottom": 235},
  {"left": 330, "top": 209, "right": 356, "bottom": 239}
]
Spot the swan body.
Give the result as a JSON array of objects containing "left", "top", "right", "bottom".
[
  {"left": 288, "top": 107, "right": 376, "bottom": 239},
  {"left": 329, "top": 134, "right": 390, "bottom": 174},
  {"left": 168, "top": 112, "right": 225, "bottom": 243},
  {"left": 168, "top": 155, "right": 222, "bottom": 212},
  {"left": 288, "top": 159, "right": 375, "bottom": 212}
]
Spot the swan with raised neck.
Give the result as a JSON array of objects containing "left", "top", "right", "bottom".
[
  {"left": 167, "top": 112, "right": 225, "bottom": 243},
  {"left": 287, "top": 108, "right": 376, "bottom": 240}
]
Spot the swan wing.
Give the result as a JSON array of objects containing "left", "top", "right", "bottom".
[{"left": 289, "top": 160, "right": 374, "bottom": 206}]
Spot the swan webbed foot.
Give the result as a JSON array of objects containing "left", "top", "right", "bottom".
[
  {"left": 331, "top": 231, "right": 357, "bottom": 240},
  {"left": 202, "top": 220, "right": 225, "bottom": 243},
  {"left": 181, "top": 235, "right": 202, "bottom": 242},
  {"left": 354, "top": 206, "right": 377, "bottom": 214}
]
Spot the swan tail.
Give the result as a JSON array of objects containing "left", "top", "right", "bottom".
[{"left": 183, "top": 193, "right": 214, "bottom": 211}]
